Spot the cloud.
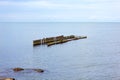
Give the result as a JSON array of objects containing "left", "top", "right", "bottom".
[
  {"left": 0, "top": 0, "right": 119, "bottom": 10},
  {"left": 0, "top": 0, "right": 120, "bottom": 22},
  {"left": 0, "top": 1, "right": 51, "bottom": 7},
  {"left": 1, "top": 11, "right": 120, "bottom": 22},
  {"left": 0, "top": 0, "right": 97, "bottom": 9},
  {"left": 0, "top": 0, "right": 120, "bottom": 11}
]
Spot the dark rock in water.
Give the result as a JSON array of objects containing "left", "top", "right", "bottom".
[
  {"left": 33, "top": 69, "right": 44, "bottom": 73},
  {"left": 13, "top": 67, "right": 24, "bottom": 72},
  {"left": 12, "top": 67, "right": 44, "bottom": 73},
  {"left": 0, "top": 77, "right": 15, "bottom": 80}
]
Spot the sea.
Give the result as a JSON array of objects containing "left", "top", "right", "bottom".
[{"left": 0, "top": 22, "right": 120, "bottom": 80}]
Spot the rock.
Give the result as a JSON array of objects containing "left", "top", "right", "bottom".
[
  {"left": 33, "top": 69, "right": 44, "bottom": 73},
  {"left": 0, "top": 78, "right": 15, "bottom": 80},
  {"left": 4, "top": 78, "right": 15, "bottom": 80},
  {"left": 12, "top": 68, "right": 44, "bottom": 73},
  {"left": 13, "top": 67, "right": 24, "bottom": 72}
]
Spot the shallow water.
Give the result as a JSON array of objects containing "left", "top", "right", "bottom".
[{"left": 0, "top": 22, "right": 120, "bottom": 80}]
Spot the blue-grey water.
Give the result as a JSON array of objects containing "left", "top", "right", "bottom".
[{"left": 0, "top": 22, "right": 120, "bottom": 80}]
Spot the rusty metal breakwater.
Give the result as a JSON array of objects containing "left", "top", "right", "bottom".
[{"left": 33, "top": 35, "right": 87, "bottom": 47}]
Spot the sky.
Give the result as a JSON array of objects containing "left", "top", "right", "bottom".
[{"left": 0, "top": 0, "right": 120, "bottom": 22}]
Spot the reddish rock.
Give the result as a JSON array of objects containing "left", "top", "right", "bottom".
[{"left": 13, "top": 67, "right": 24, "bottom": 72}]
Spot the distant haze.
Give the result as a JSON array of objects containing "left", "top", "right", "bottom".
[{"left": 0, "top": 0, "right": 120, "bottom": 22}]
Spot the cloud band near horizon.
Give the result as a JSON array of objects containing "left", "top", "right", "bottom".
[{"left": 0, "top": 0, "right": 120, "bottom": 22}]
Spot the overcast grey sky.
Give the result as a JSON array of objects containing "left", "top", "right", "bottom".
[{"left": 0, "top": 0, "right": 120, "bottom": 22}]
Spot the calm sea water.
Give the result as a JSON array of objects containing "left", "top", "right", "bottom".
[{"left": 0, "top": 22, "right": 120, "bottom": 80}]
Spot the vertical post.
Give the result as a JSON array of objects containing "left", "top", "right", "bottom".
[{"left": 54, "top": 37, "right": 56, "bottom": 44}]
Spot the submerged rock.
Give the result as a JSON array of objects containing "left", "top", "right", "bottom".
[
  {"left": 13, "top": 67, "right": 44, "bottom": 73},
  {"left": 33, "top": 69, "right": 44, "bottom": 73},
  {"left": 13, "top": 67, "right": 24, "bottom": 72}
]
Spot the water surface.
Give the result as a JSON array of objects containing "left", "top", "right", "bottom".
[{"left": 0, "top": 22, "right": 120, "bottom": 80}]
